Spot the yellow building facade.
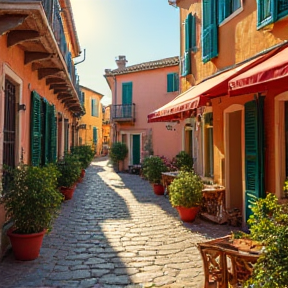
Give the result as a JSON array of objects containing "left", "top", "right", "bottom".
[{"left": 78, "top": 86, "right": 103, "bottom": 155}]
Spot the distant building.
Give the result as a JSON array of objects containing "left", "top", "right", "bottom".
[
  {"left": 78, "top": 86, "right": 104, "bottom": 155},
  {"left": 105, "top": 55, "right": 180, "bottom": 170}
]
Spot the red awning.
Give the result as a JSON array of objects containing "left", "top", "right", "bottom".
[
  {"left": 148, "top": 56, "right": 266, "bottom": 123},
  {"left": 229, "top": 46, "right": 288, "bottom": 96}
]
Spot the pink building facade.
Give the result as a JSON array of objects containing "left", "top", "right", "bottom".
[{"left": 105, "top": 56, "right": 183, "bottom": 169}]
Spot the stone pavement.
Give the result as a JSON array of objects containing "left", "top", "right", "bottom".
[{"left": 0, "top": 157, "right": 236, "bottom": 288}]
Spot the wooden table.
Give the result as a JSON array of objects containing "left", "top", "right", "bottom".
[
  {"left": 161, "top": 171, "right": 179, "bottom": 194},
  {"left": 198, "top": 236, "right": 261, "bottom": 288}
]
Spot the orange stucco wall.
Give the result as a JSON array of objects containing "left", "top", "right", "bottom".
[
  {"left": 108, "top": 64, "right": 183, "bottom": 166},
  {"left": 0, "top": 35, "right": 75, "bottom": 165},
  {"left": 180, "top": 1, "right": 288, "bottom": 91},
  {"left": 78, "top": 87, "right": 103, "bottom": 155}
]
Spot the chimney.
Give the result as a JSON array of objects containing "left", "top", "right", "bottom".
[{"left": 115, "top": 55, "right": 127, "bottom": 69}]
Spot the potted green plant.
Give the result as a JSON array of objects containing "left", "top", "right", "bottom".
[
  {"left": 56, "top": 153, "right": 81, "bottom": 200},
  {"left": 0, "top": 164, "right": 63, "bottom": 260},
  {"left": 174, "top": 151, "right": 194, "bottom": 172},
  {"left": 71, "top": 145, "right": 94, "bottom": 179},
  {"left": 109, "top": 142, "right": 128, "bottom": 172},
  {"left": 238, "top": 193, "right": 288, "bottom": 287},
  {"left": 169, "top": 171, "right": 204, "bottom": 221},
  {"left": 142, "top": 156, "right": 168, "bottom": 195}
]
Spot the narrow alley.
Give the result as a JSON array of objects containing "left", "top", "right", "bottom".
[{"left": 0, "top": 158, "right": 234, "bottom": 288}]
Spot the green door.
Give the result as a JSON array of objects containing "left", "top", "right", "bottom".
[
  {"left": 132, "top": 135, "right": 140, "bottom": 165},
  {"left": 244, "top": 96, "right": 265, "bottom": 221},
  {"left": 122, "top": 82, "right": 132, "bottom": 117}
]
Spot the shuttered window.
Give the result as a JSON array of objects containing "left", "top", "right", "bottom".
[
  {"left": 257, "top": 0, "right": 288, "bottom": 29},
  {"left": 91, "top": 98, "right": 98, "bottom": 117},
  {"left": 93, "top": 127, "right": 98, "bottom": 144},
  {"left": 244, "top": 97, "right": 265, "bottom": 220},
  {"left": 64, "top": 119, "right": 69, "bottom": 152},
  {"left": 31, "top": 91, "right": 42, "bottom": 166},
  {"left": 122, "top": 82, "right": 132, "bottom": 118},
  {"left": 182, "top": 13, "right": 197, "bottom": 76},
  {"left": 202, "top": 0, "right": 218, "bottom": 63},
  {"left": 167, "top": 73, "right": 179, "bottom": 92},
  {"left": 218, "top": 0, "right": 241, "bottom": 24}
]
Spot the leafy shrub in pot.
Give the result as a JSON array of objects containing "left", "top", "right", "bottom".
[
  {"left": 0, "top": 164, "right": 63, "bottom": 234},
  {"left": 109, "top": 142, "right": 128, "bottom": 171},
  {"left": 142, "top": 156, "right": 168, "bottom": 184},
  {"left": 169, "top": 171, "right": 203, "bottom": 208},
  {"left": 56, "top": 153, "right": 81, "bottom": 188},
  {"left": 70, "top": 145, "right": 94, "bottom": 170},
  {"left": 174, "top": 151, "right": 194, "bottom": 172}
]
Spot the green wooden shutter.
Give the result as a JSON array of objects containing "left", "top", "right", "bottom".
[
  {"left": 31, "top": 91, "right": 42, "bottom": 166},
  {"left": 122, "top": 82, "right": 132, "bottom": 117},
  {"left": 202, "top": 0, "right": 218, "bottom": 63},
  {"left": 44, "top": 100, "right": 50, "bottom": 165},
  {"left": 244, "top": 97, "right": 265, "bottom": 221},
  {"left": 64, "top": 120, "right": 69, "bottom": 152},
  {"left": 167, "top": 73, "right": 174, "bottom": 92},
  {"left": 49, "top": 104, "right": 57, "bottom": 163},
  {"left": 93, "top": 127, "right": 97, "bottom": 144},
  {"left": 191, "top": 14, "right": 197, "bottom": 52},
  {"left": 132, "top": 135, "right": 140, "bottom": 165},
  {"left": 185, "top": 14, "right": 192, "bottom": 52}
]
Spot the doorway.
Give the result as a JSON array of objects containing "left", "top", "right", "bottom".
[{"left": 224, "top": 106, "right": 244, "bottom": 215}]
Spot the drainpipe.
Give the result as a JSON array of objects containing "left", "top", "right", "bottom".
[{"left": 75, "top": 48, "right": 86, "bottom": 65}]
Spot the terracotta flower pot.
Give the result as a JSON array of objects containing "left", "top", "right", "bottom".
[
  {"left": 153, "top": 183, "right": 165, "bottom": 195},
  {"left": 7, "top": 229, "right": 46, "bottom": 261},
  {"left": 80, "top": 169, "right": 86, "bottom": 178},
  {"left": 176, "top": 206, "right": 200, "bottom": 222},
  {"left": 60, "top": 184, "right": 76, "bottom": 200}
]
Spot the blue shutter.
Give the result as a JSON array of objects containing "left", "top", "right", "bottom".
[
  {"left": 174, "top": 73, "right": 179, "bottom": 91},
  {"left": 202, "top": 0, "right": 218, "bottom": 63},
  {"left": 244, "top": 97, "right": 265, "bottom": 221}
]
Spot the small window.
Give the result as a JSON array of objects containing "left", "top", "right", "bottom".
[
  {"left": 218, "top": 0, "right": 242, "bottom": 24},
  {"left": 167, "top": 73, "right": 179, "bottom": 92},
  {"left": 257, "top": 0, "right": 288, "bottom": 29},
  {"left": 91, "top": 98, "right": 98, "bottom": 117}
]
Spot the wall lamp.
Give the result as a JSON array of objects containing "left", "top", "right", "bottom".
[{"left": 18, "top": 104, "right": 26, "bottom": 111}]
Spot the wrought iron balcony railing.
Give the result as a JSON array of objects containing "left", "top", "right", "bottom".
[{"left": 111, "top": 104, "right": 135, "bottom": 122}]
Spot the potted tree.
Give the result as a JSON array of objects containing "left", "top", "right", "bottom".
[
  {"left": 142, "top": 156, "right": 168, "bottom": 195},
  {"left": 169, "top": 171, "right": 204, "bottom": 221},
  {"left": 0, "top": 164, "right": 63, "bottom": 260},
  {"left": 109, "top": 142, "right": 128, "bottom": 172},
  {"left": 56, "top": 153, "right": 81, "bottom": 200}
]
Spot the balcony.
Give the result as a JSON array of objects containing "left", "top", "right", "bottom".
[
  {"left": 111, "top": 104, "right": 136, "bottom": 123},
  {"left": 0, "top": 0, "right": 84, "bottom": 115}
]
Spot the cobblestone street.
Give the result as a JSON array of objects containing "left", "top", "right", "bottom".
[{"left": 0, "top": 157, "right": 235, "bottom": 288}]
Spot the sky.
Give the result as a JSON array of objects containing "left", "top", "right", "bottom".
[{"left": 70, "top": 0, "right": 180, "bottom": 106}]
